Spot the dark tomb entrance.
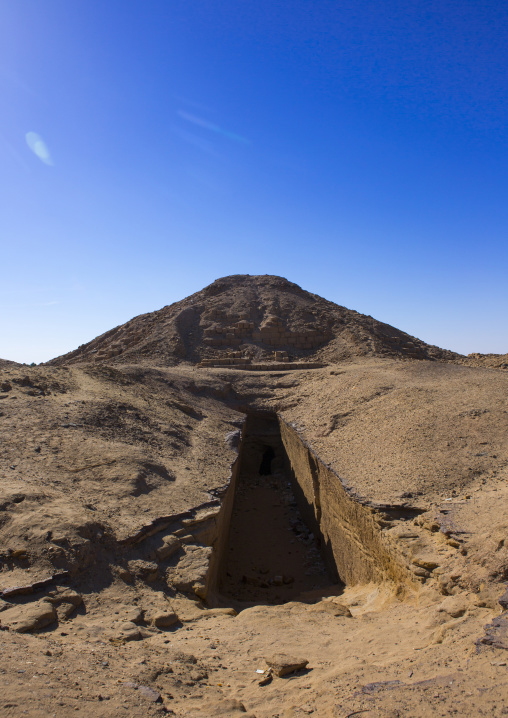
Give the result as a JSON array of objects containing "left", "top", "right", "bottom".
[
  {"left": 259, "top": 446, "right": 275, "bottom": 475},
  {"left": 219, "top": 412, "right": 338, "bottom": 605}
]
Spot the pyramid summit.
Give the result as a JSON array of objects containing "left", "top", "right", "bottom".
[{"left": 48, "top": 274, "right": 459, "bottom": 367}]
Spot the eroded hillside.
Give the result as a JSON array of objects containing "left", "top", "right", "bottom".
[{"left": 48, "top": 275, "right": 460, "bottom": 367}]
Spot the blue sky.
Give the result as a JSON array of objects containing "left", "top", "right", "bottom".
[{"left": 1, "top": 0, "right": 507, "bottom": 363}]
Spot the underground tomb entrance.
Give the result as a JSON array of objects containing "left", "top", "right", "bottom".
[{"left": 217, "top": 412, "right": 342, "bottom": 605}]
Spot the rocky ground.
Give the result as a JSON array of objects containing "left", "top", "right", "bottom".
[
  {"left": 1, "top": 357, "right": 507, "bottom": 716},
  {"left": 1, "top": 276, "right": 508, "bottom": 716}
]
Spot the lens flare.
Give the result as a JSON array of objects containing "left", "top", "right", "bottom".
[
  {"left": 25, "top": 132, "right": 53, "bottom": 165},
  {"left": 178, "top": 110, "right": 250, "bottom": 145}
]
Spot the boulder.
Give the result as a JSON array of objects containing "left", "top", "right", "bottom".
[
  {"left": 265, "top": 653, "right": 309, "bottom": 677},
  {"left": 0, "top": 599, "right": 57, "bottom": 632},
  {"left": 310, "top": 601, "right": 352, "bottom": 617}
]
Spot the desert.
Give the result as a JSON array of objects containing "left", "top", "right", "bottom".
[{"left": 0, "top": 274, "right": 507, "bottom": 717}]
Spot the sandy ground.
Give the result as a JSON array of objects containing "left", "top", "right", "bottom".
[
  {"left": 1, "top": 580, "right": 507, "bottom": 717},
  {"left": 1, "top": 351, "right": 508, "bottom": 716}
]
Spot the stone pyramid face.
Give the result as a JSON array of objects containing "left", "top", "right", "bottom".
[{"left": 48, "top": 274, "right": 459, "bottom": 366}]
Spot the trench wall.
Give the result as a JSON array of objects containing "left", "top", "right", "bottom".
[
  {"left": 204, "top": 442, "right": 243, "bottom": 602},
  {"left": 278, "top": 418, "right": 413, "bottom": 587}
]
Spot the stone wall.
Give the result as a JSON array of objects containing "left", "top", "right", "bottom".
[
  {"left": 278, "top": 418, "right": 415, "bottom": 587},
  {"left": 198, "top": 360, "right": 325, "bottom": 371},
  {"left": 201, "top": 313, "right": 331, "bottom": 350}
]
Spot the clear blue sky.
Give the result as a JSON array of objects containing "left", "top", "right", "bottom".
[{"left": 1, "top": 0, "right": 507, "bottom": 363}]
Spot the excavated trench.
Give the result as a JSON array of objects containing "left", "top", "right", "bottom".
[
  {"left": 219, "top": 413, "right": 339, "bottom": 604},
  {"left": 206, "top": 411, "right": 420, "bottom": 606}
]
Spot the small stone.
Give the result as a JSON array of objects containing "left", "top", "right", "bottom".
[
  {"left": 412, "top": 567, "right": 431, "bottom": 578},
  {"left": 193, "top": 582, "right": 207, "bottom": 599},
  {"left": 438, "top": 596, "right": 469, "bottom": 618},
  {"left": 156, "top": 536, "right": 181, "bottom": 561},
  {"left": 117, "top": 568, "right": 133, "bottom": 583},
  {"left": 258, "top": 669, "right": 273, "bottom": 686},
  {"left": 123, "top": 607, "right": 144, "bottom": 624},
  {"left": 310, "top": 601, "right": 352, "bottom": 618},
  {"left": 149, "top": 611, "right": 179, "bottom": 628},
  {"left": 446, "top": 538, "right": 461, "bottom": 548},
  {"left": 47, "top": 588, "right": 83, "bottom": 607},
  {"left": 473, "top": 597, "right": 487, "bottom": 607},
  {"left": 412, "top": 557, "right": 440, "bottom": 571},
  {"left": 137, "top": 685, "right": 162, "bottom": 703},
  {"left": 265, "top": 653, "right": 309, "bottom": 677}
]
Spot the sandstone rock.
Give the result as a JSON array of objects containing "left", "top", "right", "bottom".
[
  {"left": 46, "top": 588, "right": 83, "bottom": 611},
  {"left": 193, "top": 582, "right": 207, "bottom": 599},
  {"left": 109, "top": 622, "right": 154, "bottom": 643},
  {"left": 265, "top": 653, "right": 309, "bottom": 677},
  {"left": 127, "top": 560, "right": 158, "bottom": 582},
  {"left": 168, "top": 545, "right": 212, "bottom": 593},
  {"left": 438, "top": 596, "right": 469, "bottom": 618},
  {"left": 411, "top": 566, "right": 431, "bottom": 578},
  {"left": 438, "top": 573, "right": 460, "bottom": 595},
  {"left": 149, "top": 610, "right": 179, "bottom": 628},
  {"left": 0, "top": 599, "right": 57, "bottom": 632},
  {"left": 310, "top": 601, "right": 352, "bottom": 617},
  {"left": 446, "top": 538, "right": 461, "bottom": 548},
  {"left": 412, "top": 557, "right": 440, "bottom": 571},
  {"left": 116, "top": 567, "right": 133, "bottom": 583},
  {"left": 156, "top": 535, "right": 181, "bottom": 560},
  {"left": 201, "top": 697, "right": 248, "bottom": 714},
  {"left": 137, "top": 685, "right": 162, "bottom": 702}
]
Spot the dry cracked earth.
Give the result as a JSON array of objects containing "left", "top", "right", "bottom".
[{"left": 1, "top": 275, "right": 508, "bottom": 717}]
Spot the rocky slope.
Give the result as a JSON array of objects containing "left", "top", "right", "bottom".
[
  {"left": 459, "top": 352, "right": 508, "bottom": 369},
  {"left": 48, "top": 275, "right": 460, "bottom": 367}
]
